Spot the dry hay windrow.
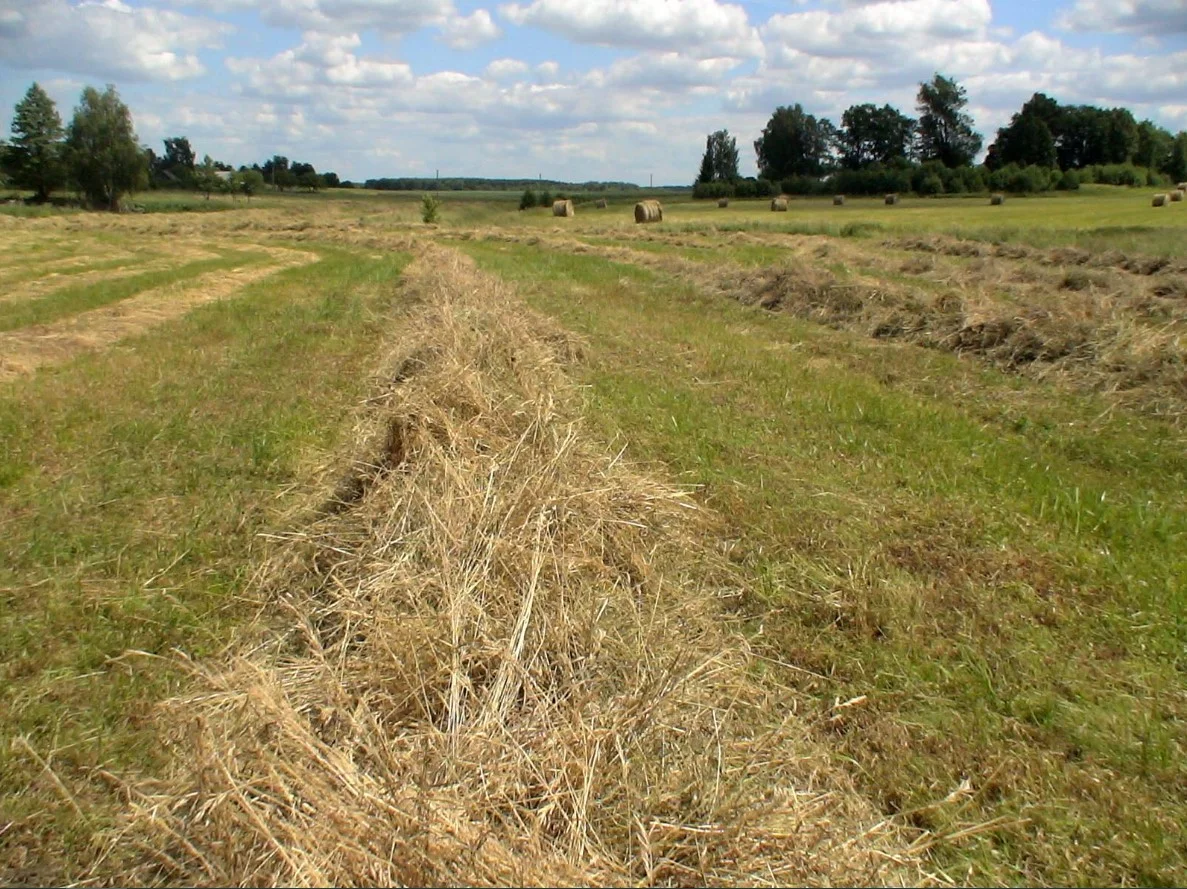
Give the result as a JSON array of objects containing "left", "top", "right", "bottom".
[
  {"left": 479, "top": 232, "right": 1187, "bottom": 423},
  {"left": 0, "top": 245, "right": 225, "bottom": 305},
  {"left": 0, "top": 246, "right": 317, "bottom": 381},
  {"left": 103, "top": 245, "right": 923, "bottom": 888},
  {"left": 888, "top": 234, "right": 1187, "bottom": 278}
]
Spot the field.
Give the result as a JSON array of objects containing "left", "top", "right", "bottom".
[{"left": 2, "top": 187, "right": 1186, "bottom": 886}]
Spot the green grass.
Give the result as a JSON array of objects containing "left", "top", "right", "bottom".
[
  {"left": 459, "top": 238, "right": 1187, "bottom": 887},
  {"left": 0, "top": 247, "right": 267, "bottom": 331},
  {"left": 0, "top": 244, "right": 413, "bottom": 880}
]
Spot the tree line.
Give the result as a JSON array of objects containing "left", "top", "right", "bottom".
[
  {"left": 695, "top": 73, "right": 1187, "bottom": 198},
  {"left": 1, "top": 82, "right": 344, "bottom": 209}
]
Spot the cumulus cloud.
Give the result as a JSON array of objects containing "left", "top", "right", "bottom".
[
  {"left": 439, "top": 8, "right": 501, "bottom": 48},
  {"left": 1059, "top": 0, "right": 1187, "bottom": 36},
  {"left": 484, "top": 57, "right": 530, "bottom": 78},
  {"left": 498, "top": 0, "right": 761, "bottom": 58},
  {"left": 0, "top": 0, "right": 228, "bottom": 81}
]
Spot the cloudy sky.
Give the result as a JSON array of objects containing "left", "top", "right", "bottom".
[{"left": 1, "top": 0, "right": 1185, "bottom": 185}]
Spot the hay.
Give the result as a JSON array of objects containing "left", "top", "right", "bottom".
[
  {"left": 1178, "top": 182, "right": 1187, "bottom": 191},
  {"left": 833, "top": 195, "right": 845, "bottom": 206},
  {"left": 1171, "top": 190, "right": 1184, "bottom": 203},
  {"left": 552, "top": 199, "right": 575, "bottom": 218},
  {"left": 108, "top": 246, "right": 920, "bottom": 888},
  {"left": 990, "top": 194, "right": 1005, "bottom": 206},
  {"left": 718, "top": 198, "right": 729, "bottom": 208},
  {"left": 633, "top": 199, "right": 663, "bottom": 223},
  {"left": 595, "top": 198, "right": 607, "bottom": 209},
  {"left": 1153, "top": 194, "right": 1167, "bottom": 207},
  {"left": 885, "top": 194, "right": 899, "bottom": 205},
  {"left": 770, "top": 197, "right": 788, "bottom": 212}
]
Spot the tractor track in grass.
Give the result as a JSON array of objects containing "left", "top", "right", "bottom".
[{"left": 0, "top": 245, "right": 318, "bottom": 381}]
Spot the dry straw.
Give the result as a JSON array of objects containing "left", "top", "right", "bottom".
[
  {"left": 1171, "top": 190, "right": 1184, "bottom": 203},
  {"left": 885, "top": 194, "right": 900, "bottom": 205},
  {"left": 990, "top": 194, "right": 1005, "bottom": 206},
  {"left": 595, "top": 198, "right": 607, "bottom": 209},
  {"left": 718, "top": 197, "right": 730, "bottom": 208},
  {"left": 833, "top": 195, "right": 845, "bottom": 206},
  {"left": 553, "top": 199, "right": 575, "bottom": 218},
  {"left": 1153, "top": 194, "right": 1167, "bottom": 207},
  {"left": 771, "top": 197, "right": 788, "bottom": 212},
  {"left": 106, "top": 247, "right": 918, "bottom": 887},
  {"left": 634, "top": 199, "right": 663, "bottom": 223}
]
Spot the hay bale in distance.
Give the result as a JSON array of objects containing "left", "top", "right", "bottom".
[
  {"left": 832, "top": 195, "right": 845, "bottom": 206},
  {"left": 990, "top": 193, "right": 1005, "bottom": 205},
  {"left": 771, "top": 197, "right": 788, "bottom": 212},
  {"left": 1153, "top": 194, "right": 1168, "bottom": 207},
  {"left": 552, "top": 199, "right": 575, "bottom": 218},
  {"left": 595, "top": 198, "right": 607, "bottom": 209},
  {"left": 1171, "top": 190, "right": 1185, "bottom": 203},
  {"left": 885, "top": 193, "right": 900, "bottom": 205},
  {"left": 634, "top": 199, "right": 663, "bottom": 223},
  {"left": 718, "top": 198, "right": 729, "bottom": 208},
  {"left": 1178, "top": 182, "right": 1187, "bottom": 191}
]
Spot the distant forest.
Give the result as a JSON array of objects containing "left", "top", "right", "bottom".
[{"left": 362, "top": 178, "right": 651, "bottom": 192}]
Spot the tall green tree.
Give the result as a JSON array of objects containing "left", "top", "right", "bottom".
[
  {"left": 988, "top": 112, "right": 1057, "bottom": 169},
  {"left": 1135, "top": 120, "right": 1173, "bottom": 172},
  {"left": 710, "top": 129, "right": 740, "bottom": 182},
  {"left": 1167, "top": 133, "right": 1187, "bottom": 184},
  {"left": 696, "top": 138, "right": 716, "bottom": 185},
  {"left": 754, "top": 104, "right": 834, "bottom": 180},
  {"left": 65, "top": 84, "right": 147, "bottom": 210},
  {"left": 915, "top": 74, "right": 982, "bottom": 168},
  {"left": 7, "top": 82, "right": 65, "bottom": 202},
  {"left": 194, "top": 154, "right": 220, "bottom": 199},
  {"left": 159, "top": 136, "right": 196, "bottom": 186},
  {"left": 838, "top": 103, "right": 915, "bottom": 169}
]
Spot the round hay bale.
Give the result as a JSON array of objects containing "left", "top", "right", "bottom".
[
  {"left": 990, "top": 193, "right": 1005, "bottom": 205},
  {"left": 1171, "top": 190, "right": 1184, "bottom": 203},
  {"left": 552, "top": 199, "right": 575, "bottom": 217},
  {"left": 1178, "top": 182, "right": 1187, "bottom": 191},
  {"left": 885, "top": 193, "right": 900, "bottom": 205},
  {"left": 1153, "top": 194, "right": 1167, "bottom": 207},
  {"left": 770, "top": 197, "right": 788, "bottom": 212},
  {"left": 833, "top": 195, "right": 844, "bottom": 206},
  {"left": 595, "top": 198, "right": 607, "bottom": 209},
  {"left": 717, "top": 198, "right": 729, "bottom": 208},
  {"left": 634, "top": 199, "right": 663, "bottom": 224}
]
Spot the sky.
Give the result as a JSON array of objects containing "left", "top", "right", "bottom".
[{"left": 1, "top": 0, "right": 1185, "bottom": 185}]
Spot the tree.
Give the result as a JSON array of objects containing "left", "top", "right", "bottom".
[
  {"left": 696, "top": 136, "right": 715, "bottom": 185},
  {"left": 988, "top": 112, "right": 1057, "bottom": 169},
  {"left": 160, "top": 136, "right": 196, "bottom": 187},
  {"left": 297, "top": 170, "right": 321, "bottom": 191},
  {"left": 322, "top": 171, "right": 340, "bottom": 188},
  {"left": 194, "top": 154, "right": 220, "bottom": 199},
  {"left": 65, "top": 84, "right": 147, "bottom": 210},
  {"left": 708, "top": 129, "right": 740, "bottom": 182},
  {"left": 1167, "top": 133, "right": 1187, "bottom": 184},
  {"left": 754, "top": 104, "right": 835, "bottom": 181},
  {"left": 518, "top": 188, "right": 537, "bottom": 210},
  {"left": 915, "top": 74, "right": 982, "bottom": 167},
  {"left": 7, "top": 83, "right": 65, "bottom": 202},
  {"left": 1135, "top": 121, "right": 1173, "bottom": 172},
  {"left": 239, "top": 168, "right": 265, "bottom": 201},
  {"left": 838, "top": 103, "right": 915, "bottom": 169}
]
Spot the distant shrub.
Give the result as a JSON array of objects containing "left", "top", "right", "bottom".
[
  {"left": 420, "top": 193, "right": 440, "bottom": 224},
  {"left": 917, "top": 173, "right": 944, "bottom": 196},
  {"left": 692, "top": 180, "right": 734, "bottom": 200},
  {"left": 1056, "top": 169, "right": 1080, "bottom": 191},
  {"left": 519, "top": 188, "right": 537, "bottom": 210}
]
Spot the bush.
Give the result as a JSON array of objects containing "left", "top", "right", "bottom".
[
  {"left": 917, "top": 173, "right": 944, "bottom": 196},
  {"left": 420, "top": 193, "right": 440, "bottom": 224},
  {"left": 692, "top": 180, "right": 733, "bottom": 200},
  {"left": 734, "top": 178, "right": 757, "bottom": 199},
  {"left": 1056, "top": 169, "right": 1080, "bottom": 191},
  {"left": 538, "top": 190, "right": 552, "bottom": 207},
  {"left": 754, "top": 178, "right": 776, "bottom": 197},
  {"left": 518, "top": 188, "right": 537, "bottom": 210}
]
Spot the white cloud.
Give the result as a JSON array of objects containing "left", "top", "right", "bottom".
[
  {"left": 0, "top": 0, "right": 228, "bottom": 81},
  {"left": 1059, "top": 0, "right": 1187, "bottom": 36},
  {"left": 169, "top": 0, "right": 454, "bottom": 34},
  {"left": 485, "top": 57, "right": 529, "bottom": 78},
  {"left": 439, "top": 8, "right": 501, "bottom": 49},
  {"left": 498, "top": 0, "right": 761, "bottom": 58}
]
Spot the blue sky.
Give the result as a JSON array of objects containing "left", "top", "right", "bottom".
[{"left": 1, "top": 0, "right": 1186, "bottom": 185}]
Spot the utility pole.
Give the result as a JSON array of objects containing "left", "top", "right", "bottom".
[{"left": 650, "top": 173, "right": 653, "bottom": 188}]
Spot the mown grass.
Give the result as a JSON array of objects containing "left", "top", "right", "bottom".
[
  {"left": 0, "top": 247, "right": 267, "bottom": 331},
  {"left": 0, "top": 244, "right": 413, "bottom": 881},
  {"left": 460, "top": 238, "right": 1187, "bottom": 887}
]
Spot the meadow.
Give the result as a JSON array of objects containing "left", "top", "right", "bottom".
[{"left": 1, "top": 186, "right": 1185, "bottom": 886}]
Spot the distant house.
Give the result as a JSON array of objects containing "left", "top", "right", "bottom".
[{"left": 215, "top": 171, "right": 234, "bottom": 182}]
